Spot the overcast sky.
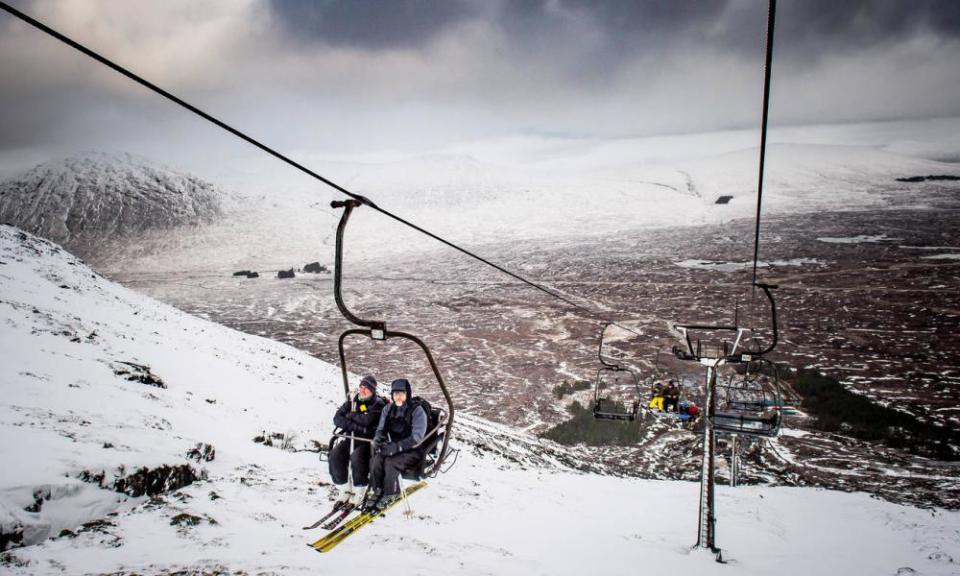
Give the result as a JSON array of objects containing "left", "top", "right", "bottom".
[{"left": 1, "top": 0, "right": 959, "bottom": 159}]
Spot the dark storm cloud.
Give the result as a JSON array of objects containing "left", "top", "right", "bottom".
[
  {"left": 499, "top": 0, "right": 960, "bottom": 62},
  {"left": 2, "top": 0, "right": 960, "bottom": 155},
  {"left": 266, "top": 1, "right": 737, "bottom": 58},
  {"left": 546, "top": 0, "right": 731, "bottom": 39},
  {"left": 776, "top": 0, "right": 960, "bottom": 48},
  {"left": 266, "top": 1, "right": 960, "bottom": 58},
  {"left": 571, "top": 0, "right": 960, "bottom": 47},
  {"left": 267, "top": 0, "right": 479, "bottom": 50}
]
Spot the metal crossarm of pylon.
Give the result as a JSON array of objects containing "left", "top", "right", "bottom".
[
  {"left": 671, "top": 281, "right": 780, "bottom": 365},
  {"left": 672, "top": 324, "right": 745, "bottom": 364}
]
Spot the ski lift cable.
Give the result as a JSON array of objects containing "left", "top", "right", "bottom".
[
  {"left": 750, "top": 0, "right": 777, "bottom": 290},
  {"left": 0, "top": 1, "right": 645, "bottom": 338}
]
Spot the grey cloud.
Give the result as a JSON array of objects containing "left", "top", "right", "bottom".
[
  {"left": 551, "top": 0, "right": 730, "bottom": 38},
  {"left": 264, "top": 1, "right": 960, "bottom": 81},
  {"left": 499, "top": 1, "right": 960, "bottom": 62},
  {"left": 777, "top": 0, "right": 960, "bottom": 46},
  {"left": 554, "top": 0, "right": 960, "bottom": 46},
  {"left": 2, "top": 0, "right": 960, "bottom": 157},
  {"left": 267, "top": 0, "right": 479, "bottom": 50},
  {"left": 267, "top": 1, "right": 960, "bottom": 57}
]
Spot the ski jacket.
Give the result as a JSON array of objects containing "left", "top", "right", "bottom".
[
  {"left": 374, "top": 400, "right": 427, "bottom": 453},
  {"left": 333, "top": 394, "right": 386, "bottom": 439}
]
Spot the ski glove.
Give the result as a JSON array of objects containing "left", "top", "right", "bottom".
[{"left": 340, "top": 421, "right": 361, "bottom": 435}]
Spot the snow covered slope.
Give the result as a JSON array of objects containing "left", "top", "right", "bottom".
[
  {"left": 1, "top": 225, "right": 958, "bottom": 575},
  {"left": 0, "top": 223, "right": 342, "bottom": 550},
  {"left": 0, "top": 153, "right": 224, "bottom": 259}
]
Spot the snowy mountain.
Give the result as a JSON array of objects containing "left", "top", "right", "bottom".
[
  {"left": 101, "top": 124, "right": 959, "bottom": 273},
  {"left": 3, "top": 120, "right": 955, "bottom": 276},
  {"left": 0, "top": 153, "right": 224, "bottom": 260},
  {"left": 1, "top": 225, "right": 958, "bottom": 575}
]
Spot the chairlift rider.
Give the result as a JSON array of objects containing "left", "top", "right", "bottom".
[
  {"left": 365, "top": 378, "right": 428, "bottom": 512},
  {"left": 328, "top": 375, "right": 386, "bottom": 505},
  {"left": 678, "top": 399, "right": 701, "bottom": 424},
  {"left": 664, "top": 379, "right": 681, "bottom": 412},
  {"left": 649, "top": 381, "right": 665, "bottom": 412}
]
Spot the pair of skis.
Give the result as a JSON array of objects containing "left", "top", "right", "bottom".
[
  {"left": 302, "top": 499, "right": 356, "bottom": 531},
  {"left": 305, "top": 481, "right": 427, "bottom": 553}
]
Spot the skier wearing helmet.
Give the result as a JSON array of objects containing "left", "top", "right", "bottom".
[{"left": 364, "top": 378, "right": 428, "bottom": 512}]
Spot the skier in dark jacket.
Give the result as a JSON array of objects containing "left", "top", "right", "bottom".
[
  {"left": 364, "top": 378, "right": 428, "bottom": 512},
  {"left": 328, "top": 375, "right": 386, "bottom": 505},
  {"left": 664, "top": 380, "right": 681, "bottom": 412}
]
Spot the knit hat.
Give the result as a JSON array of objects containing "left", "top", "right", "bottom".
[{"left": 359, "top": 375, "right": 378, "bottom": 394}]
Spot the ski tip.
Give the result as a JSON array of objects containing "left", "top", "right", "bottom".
[{"left": 308, "top": 542, "right": 336, "bottom": 553}]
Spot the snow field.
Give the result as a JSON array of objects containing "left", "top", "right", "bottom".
[{"left": 1, "top": 225, "right": 959, "bottom": 575}]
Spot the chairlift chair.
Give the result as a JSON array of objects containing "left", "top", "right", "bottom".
[
  {"left": 328, "top": 199, "right": 455, "bottom": 480},
  {"left": 591, "top": 323, "right": 642, "bottom": 421},
  {"left": 713, "top": 359, "right": 783, "bottom": 438},
  {"left": 593, "top": 366, "right": 642, "bottom": 421}
]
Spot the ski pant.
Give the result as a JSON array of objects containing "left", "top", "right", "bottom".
[
  {"left": 328, "top": 438, "right": 372, "bottom": 487},
  {"left": 370, "top": 450, "right": 423, "bottom": 496},
  {"left": 649, "top": 396, "right": 664, "bottom": 411},
  {"left": 664, "top": 397, "right": 679, "bottom": 412}
]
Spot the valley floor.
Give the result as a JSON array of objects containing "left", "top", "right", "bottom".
[{"left": 117, "top": 198, "right": 960, "bottom": 509}]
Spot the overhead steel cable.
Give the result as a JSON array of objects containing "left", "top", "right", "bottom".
[
  {"left": 0, "top": 1, "right": 644, "bottom": 337},
  {"left": 751, "top": 0, "right": 777, "bottom": 289}
]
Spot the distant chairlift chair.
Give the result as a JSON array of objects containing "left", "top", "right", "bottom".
[
  {"left": 713, "top": 358, "right": 783, "bottom": 438},
  {"left": 592, "top": 323, "right": 642, "bottom": 421}
]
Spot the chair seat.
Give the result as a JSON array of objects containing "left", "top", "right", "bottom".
[{"left": 713, "top": 410, "right": 780, "bottom": 437}]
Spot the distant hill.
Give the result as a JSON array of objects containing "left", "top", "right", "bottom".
[{"left": 0, "top": 152, "right": 223, "bottom": 258}]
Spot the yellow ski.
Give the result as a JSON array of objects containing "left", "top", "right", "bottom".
[{"left": 309, "top": 481, "right": 428, "bottom": 553}]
